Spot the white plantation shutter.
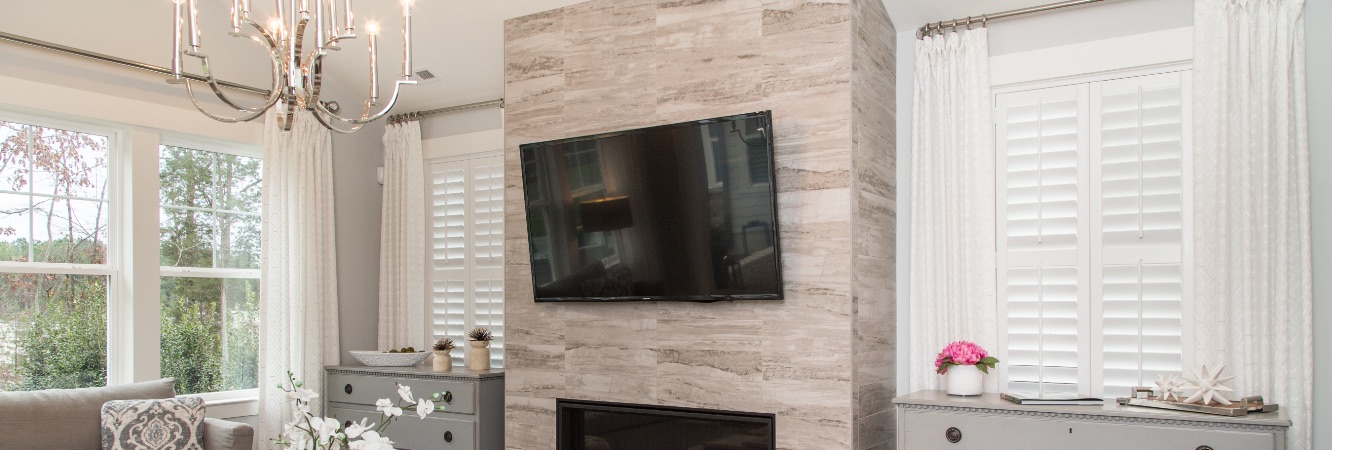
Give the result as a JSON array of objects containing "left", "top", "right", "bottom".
[
  {"left": 996, "top": 70, "right": 1191, "bottom": 397},
  {"left": 427, "top": 153, "right": 507, "bottom": 367},
  {"left": 996, "top": 84, "right": 1092, "bottom": 396},
  {"left": 1091, "top": 72, "right": 1190, "bottom": 397}
]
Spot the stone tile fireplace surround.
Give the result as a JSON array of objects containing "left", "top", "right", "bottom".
[{"left": 501, "top": 0, "right": 897, "bottom": 449}]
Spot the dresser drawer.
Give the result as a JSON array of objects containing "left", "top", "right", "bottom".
[
  {"left": 904, "top": 409, "right": 1279, "bottom": 450},
  {"left": 328, "top": 373, "right": 477, "bottom": 415},
  {"left": 332, "top": 406, "right": 477, "bottom": 450}
]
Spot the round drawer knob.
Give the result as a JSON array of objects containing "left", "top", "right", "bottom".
[
  {"left": 443, "top": 431, "right": 454, "bottom": 442},
  {"left": 441, "top": 391, "right": 453, "bottom": 402},
  {"left": 343, "top": 421, "right": 352, "bottom": 428},
  {"left": 945, "top": 427, "right": 962, "bottom": 443},
  {"left": 1196, "top": 446, "right": 1213, "bottom": 450},
  {"left": 344, "top": 384, "right": 353, "bottom": 395}
]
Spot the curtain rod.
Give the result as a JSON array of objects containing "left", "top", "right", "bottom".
[
  {"left": 916, "top": 0, "right": 1116, "bottom": 39},
  {"left": 387, "top": 98, "right": 503, "bottom": 124},
  {"left": 0, "top": 31, "right": 269, "bottom": 96}
]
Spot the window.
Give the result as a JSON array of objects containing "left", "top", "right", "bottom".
[
  {"left": 996, "top": 70, "right": 1191, "bottom": 397},
  {"left": 427, "top": 153, "right": 505, "bottom": 368},
  {"left": 0, "top": 117, "right": 115, "bottom": 391},
  {"left": 158, "top": 144, "right": 261, "bottom": 395}
]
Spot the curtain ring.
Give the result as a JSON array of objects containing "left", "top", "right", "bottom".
[
  {"left": 980, "top": 15, "right": 988, "bottom": 28},
  {"left": 966, "top": 16, "right": 973, "bottom": 31}
]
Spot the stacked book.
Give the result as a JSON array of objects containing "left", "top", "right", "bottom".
[{"left": 1000, "top": 392, "right": 1105, "bottom": 406}]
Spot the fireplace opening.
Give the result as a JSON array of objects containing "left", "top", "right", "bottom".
[{"left": 556, "top": 399, "right": 775, "bottom": 450}]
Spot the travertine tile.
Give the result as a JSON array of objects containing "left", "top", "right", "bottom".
[
  {"left": 563, "top": 346, "right": 660, "bottom": 375},
  {"left": 504, "top": 395, "right": 557, "bottom": 425},
  {"left": 654, "top": 348, "right": 764, "bottom": 381},
  {"left": 506, "top": 371, "right": 568, "bottom": 399},
  {"left": 763, "top": 1, "right": 849, "bottom": 36},
  {"left": 654, "top": 0, "right": 765, "bottom": 28}
]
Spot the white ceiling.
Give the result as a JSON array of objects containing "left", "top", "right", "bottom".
[{"left": 0, "top": 0, "right": 1045, "bottom": 116}]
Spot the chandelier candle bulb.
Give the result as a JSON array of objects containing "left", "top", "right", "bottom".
[
  {"left": 401, "top": 0, "right": 411, "bottom": 79},
  {"left": 367, "top": 22, "right": 379, "bottom": 100}
]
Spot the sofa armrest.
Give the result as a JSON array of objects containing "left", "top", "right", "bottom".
[{"left": 204, "top": 418, "right": 254, "bottom": 450}]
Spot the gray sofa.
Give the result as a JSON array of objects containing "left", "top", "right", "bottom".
[{"left": 0, "top": 378, "right": 253, "bottom": 450}]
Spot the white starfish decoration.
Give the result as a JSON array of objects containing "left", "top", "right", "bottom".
[
  {"left": 1153, "top": 373, "right": 1185, "bottom": 401},
  {"left": 1180, "top": 364, "right": 1236, "bottom": 405}
]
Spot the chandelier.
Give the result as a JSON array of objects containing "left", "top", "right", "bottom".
[{"left": 170, "top": 0, "right": 417, "bottom": 132}]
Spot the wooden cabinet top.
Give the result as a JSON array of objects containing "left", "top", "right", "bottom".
[
  {"left": 326, "top": 365, "right": 505, "bottom": 381},
  {"left": 895, "top": 390, "right": 1290, "bottom": 429}
]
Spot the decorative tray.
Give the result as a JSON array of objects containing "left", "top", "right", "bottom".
[{"left": 1117, "top": 387, "right": 1279, "bottom": 417}]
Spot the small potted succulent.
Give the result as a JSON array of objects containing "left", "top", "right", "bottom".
[
  {"left": 934, "top": 340, "right": 999, "bottom": 396},
  {"left": 431, "top": 338, "right": 456, "bottom": 372},
  {"left": 467, "top": 327, "right": 493, "bottom": 371}
]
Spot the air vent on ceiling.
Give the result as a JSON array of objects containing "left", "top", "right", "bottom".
[{"left": 412, "top": 67, "right": 441, "bottom": 84}]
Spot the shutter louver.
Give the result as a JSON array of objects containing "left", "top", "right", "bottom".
[
  {"left": 1091, "top": 72, "right": 1188, "bottom": 398},
  {"left": 997, "top": 84, "right": 1092, "bottom": 396}
]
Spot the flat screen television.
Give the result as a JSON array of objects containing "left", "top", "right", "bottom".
[{"left": 519, "top": 111, "right": 782, "bottom": 302}]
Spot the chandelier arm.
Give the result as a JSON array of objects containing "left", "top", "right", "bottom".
[
  {"left": 311, "top": 80, "right": 416, "bottom": 125},
  {"left": 308, "top": 108, "right": 364, "bottom": 134},
  {"left": 182, "top": 19, "right": 286, "bottom": 116},
  {"left": 182, "top": 79, "right": 273, "bottom": 123}
]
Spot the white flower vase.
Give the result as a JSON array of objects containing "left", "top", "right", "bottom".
[
  {"left": 469, "top": 340, "right": 490, "bottom": 371},
  {"left": 432, "top": 350, "right": 452, "bottom": 372},
  {"left": 945, "top": 365, "right": 983, "bottom": 396}
]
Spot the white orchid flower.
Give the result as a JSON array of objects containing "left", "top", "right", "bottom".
[
  {"left": 357, "top": 431, "right": 396, "bottom": 450},
  {"left": 344, "top": 417, "right": 375, "bottom": 440},
  {"left": 375, "top": 398, "right": 403, "bottom": 417},
  {"left": 397, "top": 384, "right": 414, "bottom": 403},
  {"left": 308, "top": 416, "right": 342, "bottom": 443},
  {"left": 417, "top": 398, "right": 434, "bottom": 419},
  {"left": 288, "top": 387, "right": 319, "bottom": 404}
]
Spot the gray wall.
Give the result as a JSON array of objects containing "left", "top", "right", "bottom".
[
  {"left": 1303, "top": 0, "right": 1331, "bottom": 447},
  {"left": 987, "top": 0, "right": 1193, "bottom": 56},
  {"left": 333, "top": 125, "right": 385, "bottom": 366}
]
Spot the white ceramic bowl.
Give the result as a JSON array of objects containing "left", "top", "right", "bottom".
[{"left": 349, "top": 351, "right": 431, "bottom": 367}]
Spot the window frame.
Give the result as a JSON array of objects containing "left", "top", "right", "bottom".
[
  {"left": 0, "top": 109, "right": 124, "bottom": 386},
  {"left": 993, "top": 65, "right": 1195, "bottom": 397}
]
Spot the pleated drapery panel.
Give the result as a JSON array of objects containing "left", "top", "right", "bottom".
[
  {"left": 1193, "top": 0, "right": 1312, "bottom": 448},
  {"left": 377, "top": 122, "right": 427, "bottom": 351},
  {"left": 909, "top": 27, "right": 999, "bottom": 393},
  {"left": 257, "top": 109, "right": 341, "bottom": 448}
]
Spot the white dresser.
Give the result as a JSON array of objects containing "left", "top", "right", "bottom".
[
  {"left": 894, "top": 391, "right": 1290, "bottom": 450},
  {"left": 325, "top": 365, "right": 505, "bottom": 450}
]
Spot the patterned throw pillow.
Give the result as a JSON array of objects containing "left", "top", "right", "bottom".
[{"left": 101, "top": 397, "right": 206, "bottom": 450}]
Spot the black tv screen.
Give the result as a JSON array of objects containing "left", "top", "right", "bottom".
[{"left": 519, "top": 111, "right": 782, "bottom": 302}]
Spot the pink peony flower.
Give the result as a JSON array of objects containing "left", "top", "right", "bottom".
[{"left": 934, "top": 341, "right": 991, "bottom": 374}]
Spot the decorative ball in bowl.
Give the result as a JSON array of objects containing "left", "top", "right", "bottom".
[{"left": 350, "top": 349, "right": 431, "bottom": 367}]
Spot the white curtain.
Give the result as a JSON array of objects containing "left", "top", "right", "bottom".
[
  {"left": 908, "top": 27, "right": 998, "bottom": 392},
  {"left": 377, "top": 122, "right": 426, "bottom": 350},
  {"left": 258, "top": 110, "right": 341, "bottom": 446},
  {"left": 1193, "top": 0, "right": 1311, "bottom": 448}
]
